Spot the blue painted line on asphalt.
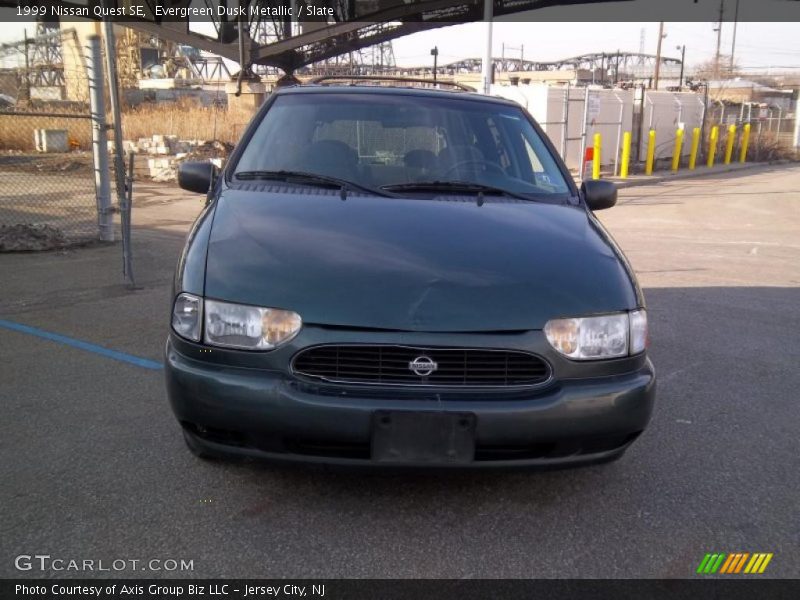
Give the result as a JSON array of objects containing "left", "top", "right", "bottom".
[{"left": 0, "top": 319, "right": 163, "bottom": 370}]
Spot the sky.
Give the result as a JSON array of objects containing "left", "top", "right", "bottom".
[
  {"left": 391, "top": 22, "right": 800, "bottom": 71},
  {"left": 2, "top": 20, "right": 799, "bottom": 73}
]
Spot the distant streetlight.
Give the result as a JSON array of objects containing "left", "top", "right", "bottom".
[
  {"left": 431, "top": 46, "right": 439, "bottom": 83},
  {"left": 677, "top": 45, "right": 686, "bottom": 90}
]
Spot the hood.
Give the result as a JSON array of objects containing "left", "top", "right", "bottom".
[{"left": 204, "top": 186, "right": 638, "bottom": 332}]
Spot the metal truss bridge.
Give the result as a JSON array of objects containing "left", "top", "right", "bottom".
[
  {"left": 0, "top": 22, "right": 73, "bottom": 90},
  {"left": 427, "top": 52, "right": 683, "bottom": 75},
  {"left": 34, "top": 0, "right": 625, "bottom": 76},
  {"left": 380, "top": 52, "right": 683, "bottom": 85}
]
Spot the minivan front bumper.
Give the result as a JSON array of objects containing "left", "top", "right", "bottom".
[{"left": 165, "top": 337, "right": 655, "bottom": 469}]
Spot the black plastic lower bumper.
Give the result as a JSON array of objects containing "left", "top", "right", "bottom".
[{"left": 165, "top": 339, "right": 656, "bottom": 469}]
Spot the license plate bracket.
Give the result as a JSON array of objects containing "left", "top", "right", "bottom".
[{"left": 371, "top": 411, "right": 476, "bottom": 464}]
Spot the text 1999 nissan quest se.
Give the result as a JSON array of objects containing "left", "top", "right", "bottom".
[{"left": 165, "top": 80, "right": 655, "bottom": 469}]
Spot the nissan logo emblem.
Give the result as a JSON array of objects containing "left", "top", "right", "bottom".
[{"left": 408, "top": 355, "right": 438, "bottom": 377}]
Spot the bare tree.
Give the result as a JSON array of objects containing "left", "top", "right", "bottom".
[{"left": 693, "top": 54, "right": 742, "bottom": 81}]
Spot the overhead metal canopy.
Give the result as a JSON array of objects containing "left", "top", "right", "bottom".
[{"left": 51, "top": 0, "right": 626, "bottom": 75}]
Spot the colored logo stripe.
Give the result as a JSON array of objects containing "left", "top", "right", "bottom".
[
  {"left": 720, "top": 553, "right": 748, "bottom": 573},
  {"left": 719, "top": 554, "right": 737, "bottom": 573},
  {"left": 697, "top": 553, "right": 726, "bottom": 574},
  {"left": 745, "top": 553, "right": 774, "bottom": 574},
  {"left": 699, "top": 553, "right": 773, "bottom": 574},
  {"left": 697, "top": 554, "right": 713, "bottom": 573}
]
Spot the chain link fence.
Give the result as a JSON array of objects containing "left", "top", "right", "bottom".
[
  {"left": 703, "top": 101, "right": 798, "bottom": 163},
  {"left": 0, "top": 111, "right": 101, "bottom": 249}
]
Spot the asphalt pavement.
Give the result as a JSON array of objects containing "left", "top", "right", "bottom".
[{"left": 1, "top": 164, "right": 799, "bottom": 578}]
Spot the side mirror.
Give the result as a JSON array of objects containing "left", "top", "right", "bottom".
[
  {"left": 178, "top": 161, "right": 218, "bottom": 195},
  {"left": 581, "top": 180, "right": 617, "bottom": 211}
]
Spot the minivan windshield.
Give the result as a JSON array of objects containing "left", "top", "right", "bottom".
[{"left": 233, "top": 92, "right": 571, "bottom": 198}]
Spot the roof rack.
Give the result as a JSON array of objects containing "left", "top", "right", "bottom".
[{"left": 308, "top": 75, "right": 475, "bottom": 92}]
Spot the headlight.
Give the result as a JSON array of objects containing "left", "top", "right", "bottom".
[
  {"left": 629, "top": 309, "right": 648, "bottom": 355},
  {"left": 172, "top": 293, "right": 202, "bottom": 342},
  {"left": 204, "top": 299, "right": 302, "bottom": 350},
  {"left": 545, "top": 310, "right": 647, "bottom": 360}
]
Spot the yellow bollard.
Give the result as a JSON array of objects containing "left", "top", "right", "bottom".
[
  {"left": 592, "top": 133, "right": 601, "bottom": 180},
  {"left": 724, "top": 124, "right": 736, "bottom": 164},
  {"left": 707, "top": 126, "right": 719, "bottom": 168},
  {"left": 645, "top": 129, "right": 656, "bottom": 175},
  {"left": 688, "top": 127, "right": 701, "bottom": 170},
  {"left": 620, "top": 131, "right": 632, "bottom": 179},
  {"left": 671, "top": 128, "right": 685, "bottom": 172},
  {"left": 739, "top": 123, "right": 751, "bottom": 163}
]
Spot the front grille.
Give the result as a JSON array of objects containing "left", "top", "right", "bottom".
[{"left": 292, "top": 345, "right": 550, "bottom": 388}]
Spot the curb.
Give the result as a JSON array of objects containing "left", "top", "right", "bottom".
[{"left": 607, "top": 161, "right": 790, "bottom": 189}]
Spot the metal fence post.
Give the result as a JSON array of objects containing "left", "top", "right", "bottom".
[
  {"left": 561, "top": 83, "right": 570, "bottom": 160},
  {"left": 103, "top": 20, "right": 135, "bottom": 286},
  {"left": 578, "top": 87, "right": 590, "bottom": 181},
  {"left": 700, "top": 83, "right": 709, "bottom": 164},
  {"left": 756, "top": 121, "right": 763, "bottom": 162},
  {"left": 633, "top": 84, "right": 645, "bottom": 163},
  {"left": 613, "top": 92, "right": 624, "bottom": 176},
  {"left": 481, "top": 0, "right": 493, "bottom": 95},
  {"left": 794, "top": 97, "right": 800, "bottom": 153},
  {"left": 86, "top": 34, "right": 113, "bottom": 242}
]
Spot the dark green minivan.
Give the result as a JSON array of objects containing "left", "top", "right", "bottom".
[{"left": 166, "top": 82, "right": 655, "bottom": 468}]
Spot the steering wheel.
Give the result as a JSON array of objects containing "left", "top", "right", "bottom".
[{"left": 443, "top": 159, "right": 505, "bottom": 177}]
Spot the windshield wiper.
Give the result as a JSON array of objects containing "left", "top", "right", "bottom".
[
  {"left": 380, "top": 180, "right": 532, "bottom": 202},
  {"left": 234, "top": 170, "right": 393, "bottom": 199}
]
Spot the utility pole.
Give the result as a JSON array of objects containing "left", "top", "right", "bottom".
[
  {"left": 677, "top": 45, "right": 686, "bottom": 90},
  {"left": 22, "top": 29, "right": 31, "bottom": 101},
  {"left": 481, "top": 0, "right": 493, "bottom": 94},
  {"left": 430, "top": 46, "right": 438, "bottom": 83},
  {"left": 730, "top": 0, "right": 740, "bottom": 75},
  {"left": 714, "top": 0, "right": 725, "bottom": 80},
  {"left": 600, "top": 52, "right": 605, "bottom": 86},
  {"left": 654, "top": 22, "right": 665, "bottom": 90}
]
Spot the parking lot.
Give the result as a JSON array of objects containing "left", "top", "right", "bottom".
[{"left": 1, "top": 164, "right": 799, "bottom": 578}]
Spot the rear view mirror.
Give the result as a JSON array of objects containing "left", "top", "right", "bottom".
[
  {"left": 178, "top": 162, "right": 218, "bottom": 195},
  {"left": 581, "top": 180, "right": 617, "bottom": 211}
]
